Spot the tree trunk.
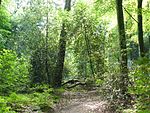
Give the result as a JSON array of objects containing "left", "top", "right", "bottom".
[
  {"left": 53, "top": 0, "right": 71, "bottom": 88},
  {"left": 83, "top": 23, "right": 95, "bottom": 79},
  {"left": 116, "top": 0, "right": 129, "bottom": 105},
  {"left": 45, "top": 11, "right": 49, "bottom": 84},
  {"left": 137, "top": 0, "right": 145, "bottom": 57}
]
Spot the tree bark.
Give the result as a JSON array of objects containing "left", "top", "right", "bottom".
[
  {"left": 116, "top": 0, "right": 129, "bottom": 105},
  {"left": 137, "top": 0, "right": 145, "bottom": 57},
  {"left": 53, "top": 0, "right": 71, "bottom": 88}
]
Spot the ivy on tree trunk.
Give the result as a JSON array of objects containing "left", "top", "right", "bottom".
[{"left": 115, "top": 0, "right": 129, "bottom": 106}]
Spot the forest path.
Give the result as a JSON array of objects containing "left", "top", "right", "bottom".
[{"left": 54, "top": 90, "right": 112, "bottom": 113}]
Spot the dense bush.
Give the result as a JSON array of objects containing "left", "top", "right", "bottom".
[
  {"left": 0, "top": 49, "right": 29, "bottom": 94},
  {"left": 128, "top": 57, "right": 150, "bottom": 112},
  {"left": 0, "top": 96, "right": 15, "bottom": 113},
  {"left": 7, "top": 92, "right": 54, "bottom": 112},
  {"left": 0, "top": 90, "right": 59, "bottom": 113},
  {"left": 30, "top": 47, "right": 57, "bottom": 85}
]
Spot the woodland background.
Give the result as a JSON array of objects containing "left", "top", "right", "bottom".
[{"left": 0, "top": 0, "right": 149, "bottom": 112}]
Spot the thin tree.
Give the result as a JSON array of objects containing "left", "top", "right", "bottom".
[
  {"left": 45, "top": 4, "right": 49, "bottom": 84},
  {"left": 53, "top": 0, "right": 71, "bottom": 88},
  {"left": 116, "top": 0, "right": 129, "bottom": 105},
  {"left": 137, "top": 0, "right": 145, "bottom": 57},
  {"left": 83, "top": 23, "right": 95, "bottom": 79}
]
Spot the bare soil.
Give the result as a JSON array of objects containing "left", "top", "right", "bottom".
[{"left": 54, "top": 90, "right": 113, "bottom": 113}]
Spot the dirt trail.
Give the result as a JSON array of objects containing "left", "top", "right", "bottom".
[{"left": 54, "top": 90, "right": 112, "bottom": 113}]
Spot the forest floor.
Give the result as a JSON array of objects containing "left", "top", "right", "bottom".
[{"left": 54, "top": 90, "right": 113, "bottom": 113}]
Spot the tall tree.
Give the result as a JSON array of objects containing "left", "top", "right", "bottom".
[
  {"left": 137, "top": 0, "right": 145, "bottom": 57},
  {"left": 83, "top": 22, "right": 95, "bottom": 79},
  {"left": 45, "top": 0, "right": 50, "bottom": 84},
  {"left": 53, "top": 0, "right": 71, "bottom": 88},
  {"left": 115, "top": 0, "right": 128, "bottom": 105}
]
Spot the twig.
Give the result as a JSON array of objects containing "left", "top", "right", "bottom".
[{"left": 123, "top": 6, "right": 138, "bottom": 23}]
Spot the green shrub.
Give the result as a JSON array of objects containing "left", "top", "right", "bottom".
[
  {"left": 128, "top": 57, "right": 150, "bottom": 112},
  {"left": 32, "top": 92, "right": 52, "bottom": 107},
  {"left": 0, "top": 96, "right": 15, "bottom": 113},
  {"left": 3, "top": 91, "right": 58, "bottom": 112},
  {"left": 30, "top": 87, "right": 60, "bottom": 106},
  {"left": 30, "top": 90, "right": 58, "bottom": 112},
  {"left": 0, "top": 49, "right": 29, "bottom": 94},
  {"left": 29, "top": 84, "right": 52, "bottom": 93},
  {"left": 5, "top": 93, "right": 31, "bottom": 112},
  {"left": 95, "top": 79, "right": 104, "bottom": 86},
  {"left": 7, "top": 93, "right": 31, "bottom": 105}
]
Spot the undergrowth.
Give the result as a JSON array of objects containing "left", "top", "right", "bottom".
[{"left": 0, "top": 85, "right": 63, "bottom": 113}]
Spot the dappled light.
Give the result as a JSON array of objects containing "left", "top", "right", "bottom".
[{"left": 0, "top": 0, "right": 149, "bottom": 113}]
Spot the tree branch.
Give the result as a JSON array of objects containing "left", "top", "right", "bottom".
[{"left": 123, "top": 7, "right": 138, "bottom": 23}]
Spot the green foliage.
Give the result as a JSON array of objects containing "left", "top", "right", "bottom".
[
  {"left": 0, "top": 88, "right": 59, "bottom": 112},
  {"left": 0, "top": 4, "right": 11, "bottom": 49},
  {"left": 28, "top": 84, "right": 61, "bottom": 104},
  {"left": 0, "top": 0, "right": 149, "bottom": 112},
  {"left": 7, "top": 93, "right": 31, "bottom": 105},
  {"left": 6, "top": 93, "right": 30, "bottom": 112},
  {"left": 31, "top": 92, "right": 53, "bottom": 109},
  {"left": 0, "top": 96, "right": 15, "bottom": 113},
  {"left": 129, "top": 57, "right": 150, "bottom": 112},
  {"left": 30, "top": 47, "right": 57, "bottom": 85},
  {"left": 95, "top": 79, "right": 104, "bottom": 86},
  {"left": 30, "top": 89, "right": 59, "bottom": 112},
  {"left": 0, "top": 6, "right": 11, "bottom": 31},
  {"left": 29, "top": 84, "right": 52, "bottom": 93},
  {"left": 0, "top": 49, "right": 29, "bottom": 94},
  {"left": 64, "top": 1, "right": 107, "bottom": 79},
  {"left": 11, "top": 0, "right": 59, "bottom": 55}
]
